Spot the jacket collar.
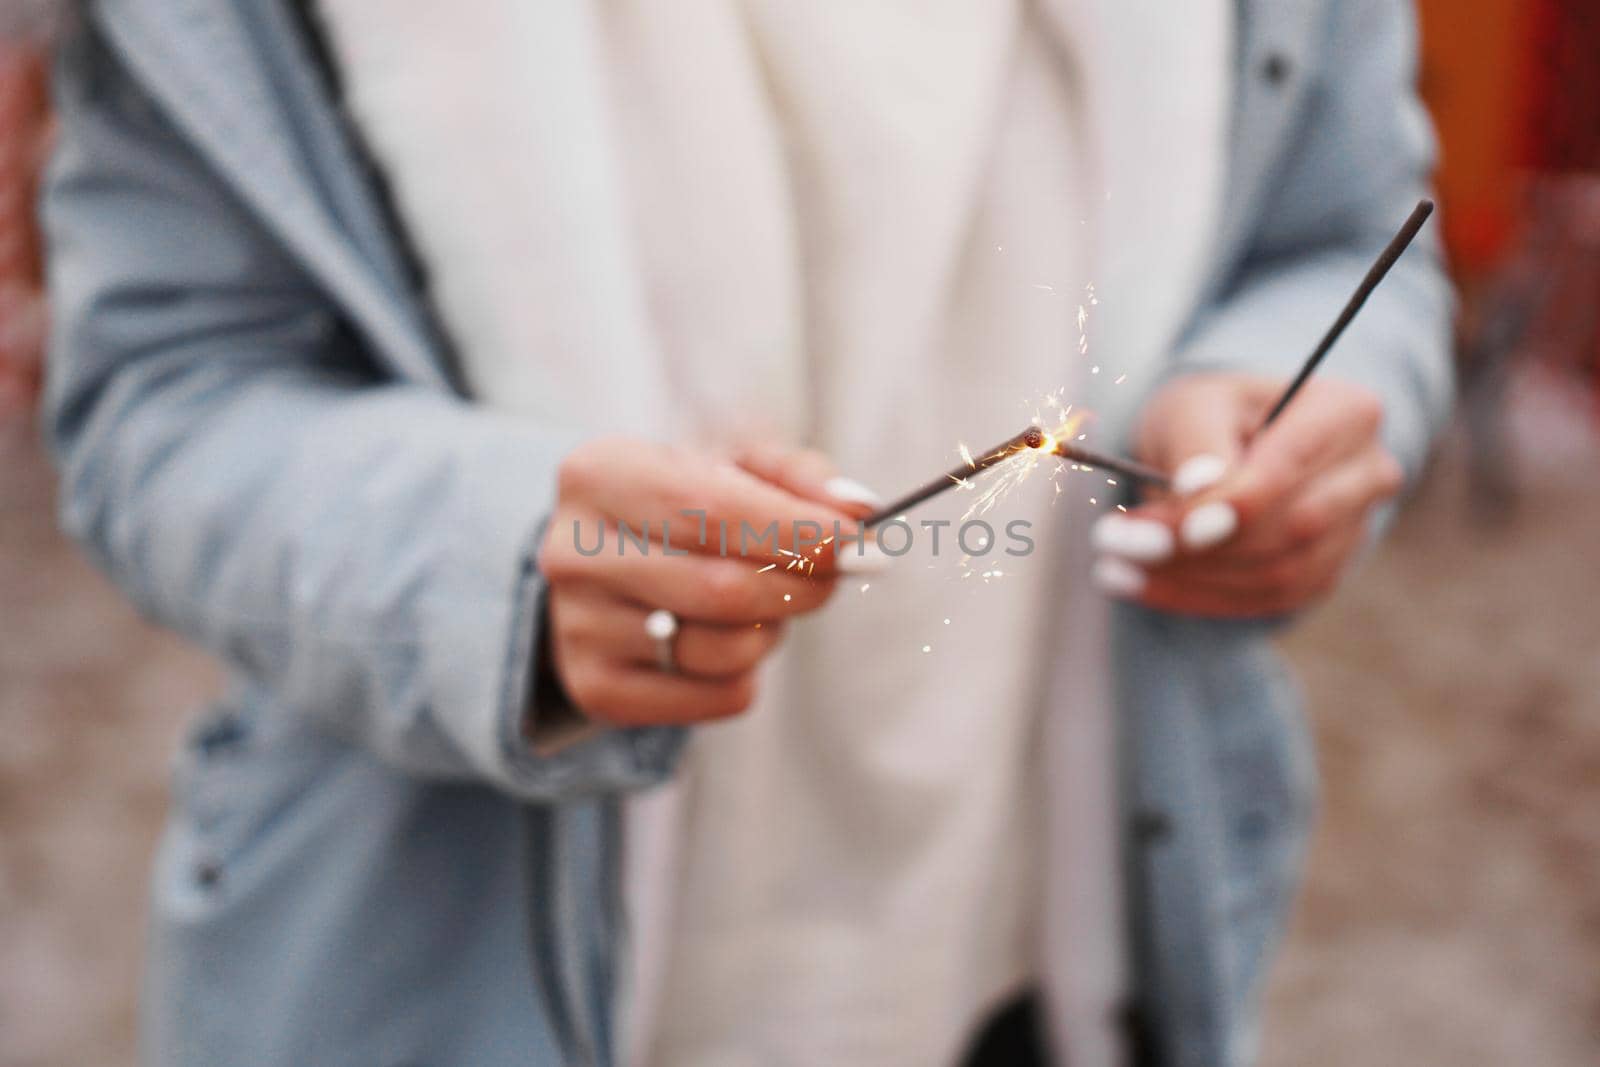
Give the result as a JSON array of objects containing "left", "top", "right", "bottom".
[
  {"left": 1215, "top": 0, "right": 1322, "bottom": 263},
  {"left": 92, "top": 0, "right": 454, "bottom": 391},
  {"left": 90, "top": 0, "right": 1322, "bottom": 403}
]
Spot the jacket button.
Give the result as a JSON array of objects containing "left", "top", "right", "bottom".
[
  {"left": 195, "top": 858, "right": 223, "bottom": 888},
  {"left": 1132, "top": 811, "right": 1173, "bottom": 843},
  {"left": 1236, "top": 811, "right": 1271, "bottom": 841},
  {"left": 1262, "top": 53, "right": 1292, "bottom": 87}
]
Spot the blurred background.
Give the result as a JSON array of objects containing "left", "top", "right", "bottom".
[{"left": 1, "top": 2, "right": 1596, "bottom": 1064}]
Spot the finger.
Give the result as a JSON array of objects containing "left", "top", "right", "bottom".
[
  {"left": 1131, "top": 579, "right": 1299, "bottom": 620},
  {"left": 1217, "top": 445, "right": 1399, "bottom": 564},
  {"left": 733, "top": 447, "right": 891, "bottom": 572},
  {"left": 1093, "top": 553, "right": 1309, "bottom": 618},
  {"left": 543, "top": 495, "right": 854, "bottom": 584},
  {"left": 1093, "top": 517, "right": 1364, "bottom": 617},
  {"left": 557, "top": 588, "right": 787, "bottom": 679},
  {"left": 559, "top": 439, "right": 858, "bottom": 563},
  {"left": 1143, "top": 389, "right": 1381, "bottom": 558},
  {"left": 1174, "top": 443, "right": 1402, "bottom": 564},
  {"left": 547, "top": 550, "right": 836, "bottom": 624},
  {"left": 1135, "top": 385, "right": 1251, "bottom": 493},
  {"left": 1265, "top": 443, "right": 1402, "bottom": 554},
  {"left": 1101, "top": 377, "right": 1268, "bottom": 565},
  {"left": 563, "top": 661, "right": 761, "bottom": 725},
  {"left": 1206, "top": 386, "right": 1382, "bottom": 527},
  {"left": 1141, "top": 515, "right": 1364, "bottom": 593},
  {"left": 734, "top": 442, "right": 885, "bottom": 519}
]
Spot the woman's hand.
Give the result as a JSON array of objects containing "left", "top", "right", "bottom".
[
  {"left": 1090, "top": 372, "right": 1404, "bottom": 618},
  {"left": 538, "top": 437, "right": 880, "bottom": 726}
]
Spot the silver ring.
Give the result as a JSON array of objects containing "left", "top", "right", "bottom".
[{"left": 643, "top": 609, "right": 679, "bottom": 673}]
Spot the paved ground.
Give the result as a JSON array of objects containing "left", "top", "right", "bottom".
[
  {"left": 1, "top": 399, "right": 1596, "bottom": 1066},
  {"left": 0, "top": 418, "right": 219, "bottom": 1065},
  {"left": 1261, "top": 403, "right": 1600, "bottom": 1066}
]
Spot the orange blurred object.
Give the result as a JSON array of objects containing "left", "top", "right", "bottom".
[
  {"left": 0, "top": 42, "right": 51, "bottom": 414},
  {"left": 1415, "top": 0, "right": 1535, "bottom": 277},
  {"left": 1418, "top": 0, "right": 1600, "bottom": 278}
]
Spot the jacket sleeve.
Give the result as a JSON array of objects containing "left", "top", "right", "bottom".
[
  {"left": 1166, "top": 0, "right": 1454, "bottom": 481},
  {"left": 40, "top": 23, "right": 684, "bottom": 801}
]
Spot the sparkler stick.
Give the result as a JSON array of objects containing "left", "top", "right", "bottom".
[
  {"left": 863, "top": 426, "right": 1170, "bottom": 528},
  {"left": 862, "top": 200, "right": 1434, "bottom": 529},
  {"left": 1261, "top": 198, "right": 1435, "bottom": 425},
  {"left": 863, "top": 427, "right": 1046, "bottom": 528},
  {"left": 1049, "top": 442, "right": 1170, "bottom": 488}
]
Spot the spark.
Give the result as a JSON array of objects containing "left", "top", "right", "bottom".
[
  {"left": 951, "top": 389, "right": 1104, "bottom": 522},
  {"left": 777, "top": 547, "right": 816, "bottom": 576},
  {"left": 922, "top": 645, "right": 932, "bottom": 653}
]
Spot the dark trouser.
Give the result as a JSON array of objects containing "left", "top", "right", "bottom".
[{"left": 959, "top": 991, "right": 1052, "bottom": 1067}]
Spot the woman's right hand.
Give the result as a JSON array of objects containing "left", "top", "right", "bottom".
[{"left": 537, "top": 436, "right": 877, "bottom": 726}]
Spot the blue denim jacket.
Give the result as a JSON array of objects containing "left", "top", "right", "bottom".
[{"left": 41, "top": 2, "right": 1451, "bottom": 1065}]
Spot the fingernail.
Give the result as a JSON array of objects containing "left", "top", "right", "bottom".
[
  {"left": 1092, "top": 556, "right": 1147, "bottom": 598},
  {"left": 1090, "top": 514, "right": 1175, "bottom": 563},
  {"left": 837, "top": 541, "right": 893, "bottom": 574},
  {"left": 1181, "top": 501, "right": 1238, "bottom": 550},
  {"left": 823, "top": 476, "right": 885, "bottom": 509},
  {"left": 1173, "top": 453, "right": 1229, "bottom": 496}
]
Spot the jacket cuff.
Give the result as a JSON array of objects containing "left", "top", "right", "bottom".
[
  {"left": 424, "top": 414, "right": 685, "bottom": 801},
  {"left": 1160, "top": 249, "right": 1453, "bottom": 483},
  {"left": 496, "top": 526, "right": 685, "bottom": 795}
]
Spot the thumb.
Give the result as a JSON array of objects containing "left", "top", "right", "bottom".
[
  {"left": 1095, "top": 382, "right": 1249, "bottom": 565},
  {"left": 731, "top": 442, "right": 883, "bottom": 519},
  {"left": 1137, "top": 392, "right": 1244, "bottom": 499}
]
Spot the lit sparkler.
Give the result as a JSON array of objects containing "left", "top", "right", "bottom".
[
  {"left": 862, "top": 420, "right": 1168, "bottom": 529},
  {"left": 859, "top": 199, "right": 1436, "bottom": 531}
]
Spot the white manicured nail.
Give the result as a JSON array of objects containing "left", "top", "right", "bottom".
[
  {"left": 1181, "top": 501, "right": 1238, "bottom": 550},
  {"left": 837, "top": 542, "right": 893, "bottom": 574},
  {"left": 824, "top": 476, "right": 885, "bottom": 509},
  {"left": 1092, "top": 556, "right": 1147, "bottom": 597},
  {"left": 1090, "top": 514, "right": 1175, "bottom": 563},
  {"left": 1173, "top": 453, "right": 1229, "bottom": 496}
]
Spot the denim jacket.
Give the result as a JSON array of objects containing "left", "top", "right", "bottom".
[{"left": 41, "top": 2, "right": 1451, "bottom": 1065}]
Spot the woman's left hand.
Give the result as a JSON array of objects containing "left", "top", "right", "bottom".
[{"left": 1090, "top": 372, "right": 1405, "bottom": 618}]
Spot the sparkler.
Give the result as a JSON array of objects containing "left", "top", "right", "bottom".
[
  {"left": 1050, "top": 441, "right": 1170, "bottom": 489},
  {"left": 862, "top": 425, "right": 1169, "bottom": 529},
  {"left": 862, "top": 427, "right": 1048, "bottom": 529},
  {"left": 861, "top": 199, "right": 1435, "bottom": 529},
  {"left": 1262, "top": 198, "right": 1435, "bottom": 425}
]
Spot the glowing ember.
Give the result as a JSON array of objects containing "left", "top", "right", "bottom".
[{"left": 957, "top": 396, "right": 1087, "bottom": 522}]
